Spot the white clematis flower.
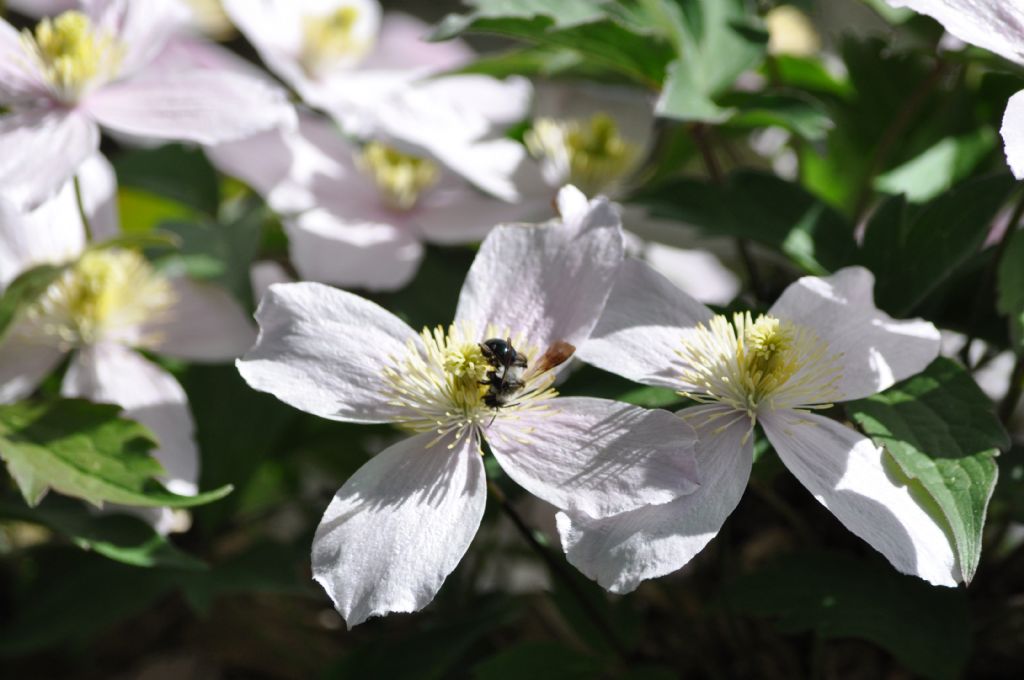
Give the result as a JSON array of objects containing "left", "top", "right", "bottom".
[
  {"left": 0, "top": 185, "right": 255, "bottom": 533},
  {"left": 237, "top": 187, "right": 701, "bottom": 627},
  {"left": 559, "top": 258, "right": 958, "bottom": 593},
  {"left": 0, "top": 0, "right": 295, "bottom": 209},
  {"left": 209, "top": 113, "right": 533, "bottom": 291},
  {"left": 885, "top": 0, "right": 1024, "bottom": 177}
]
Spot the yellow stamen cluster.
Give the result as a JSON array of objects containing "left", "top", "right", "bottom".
[
  {"left": 301, "top": 5, "right": 371, "bottom": 73},
  {"left": 27, "top": 249, "right": 175, "bottom": 347},
  {"left": 23, "top": 11, "right": 122, "bottom": 100},
  {"left": 357, "top": 142, "right": 440, "bottom": 211},
  {"left": 382, "top": 323, "right": 557, "bottom": 448},
  {"left": 677, "top": 312, "right": 842, "bottom": 418},
  {"left": 526, "top": 113, "right": 638, "bottom": 194}
]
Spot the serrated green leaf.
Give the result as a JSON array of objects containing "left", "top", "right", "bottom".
[
  {"left": 0, "top": 495, "right": 205, "bottom": 570},
  {"left": 860, "top": 174, "right": 1015, "bottom": 316},
  {"left": 997, "top": 227, "right": 1024, "bottom": 353},
  {"left": 875, "top": 128, "right": 997, "bottom": 203},
  {"left": 722, "top": 550, "right": 970, "bottom": 680},
  {"left": 0, "top": 262, "right": 66, "bottom": 342},
  {"left": 846, "top": 358, "right": 1008, "bottom": 582},
  {"left": 722, "top": 90, "right": 833, "bottom": 140},
  {"left": 0, "top": 399, "right": 231, "bottom": 509}
]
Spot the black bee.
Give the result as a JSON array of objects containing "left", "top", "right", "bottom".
[{"left": 480, "top": 337, "right": 528, "bottom": 408}]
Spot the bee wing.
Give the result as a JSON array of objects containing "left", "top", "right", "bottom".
[{"left": 525, "top": 340, "right": 576, "bottom": 380}]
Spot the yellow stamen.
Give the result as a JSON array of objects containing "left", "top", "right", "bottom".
[
  {"left": 23, "top": 11, "right": 122, "bottom": 99},
  {"left": 301, "top": 5, "right": 371, "bottom": 73},
  {"left": 525, "top": 113, "right": 638, "bottom": 194},
  {"left": 357, "top": 142, "right": 440, "bottom": 211}
]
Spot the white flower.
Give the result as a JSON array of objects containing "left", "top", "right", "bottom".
[
  {"left": 0, "top": 0, "right": 295, "bottom": 209},
  {"left": 209, "top": 113, "right": 534, "bottom": 291},
  {"left": 0, "top": 181, "right": 255, "bottom": 532},
  {"left": 236, "top": 187, "right": 701, "bottom": 626},
  {"left": 885, "top": 0, "right": 1024, "bottom": 177},
  {"left": 558, "top": 258, "right": 958, "bottom": 593}
]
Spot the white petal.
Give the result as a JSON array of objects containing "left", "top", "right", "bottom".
[
  {"left": 0, "top": 188, "right": 86, "bottom": 288},
  {"left": 414, "top": 188, "right": 541, "bottom": 245},
  {"left": 0, "top": 18, "right": 49, "bottom": 105},
  {"left": 312, "top": 429, "right": 486, "bottom": 627},
  {"left": 362, "top": 12, "right": 472, "bottom": 71},
  {"left": 487, "top": 397, "right": 699, "bottom": 519},
  {"left": 89, "top": 0, "right": 191, "bottom": 75},
  {"left": 75, "top": 153, "right": 120, "bottom": 240},
  {"left": 286, "top": 211, "right": 424, "bottom": 292},
  {"left": 85, "top": 70, "right": 296, "bottom": 146},
  {"left": 769, "top": 266, "right": 940, "bottom": 402},
  {"left": 578, "top": 258, "right": 713, "bottom": 389},
  {"left": 889, "top": 0, "right": 1024, "bottom": 66},
  {"left": 140, "top": 277, "right": 255, "bottom": 362},
  {"left": 0, "top": 328, "right": 65, "bottom": 403},
  {"left": 1001, "top": 89, "right": 1024, "bottom": 179},
  {"left": 455, "top": 192, "right": 623, "bottom": 351},
  {"left": 533, "top": 81, "right": 655, "bottom": 159},
  {"left": 761, "top": 408, "right": 959, "bottom": 586},
  {"left": 558, "top": 405, "right": 753, "bottom": 593},
  {"left": 5, "top": 0, "right": 76, "bottom": 17},
  {"left": 237, "top": 281, "right": 420, "bottom": 423},
  {"left": 62, "top": 342, "right": 199, "bottom": 495},
  {"left": 0, "top": 110, "right": 100, "bottom": 210}
]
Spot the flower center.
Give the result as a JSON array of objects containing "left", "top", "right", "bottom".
[
  {"left": 676, "top": 312, "right": 842, "bottom": 417},
  {"left": 382, "top": 323, "right": 558, "bottom": 447},
  {"left": 300, "top": 5, "right": 372, "bottom": 74},
  {"left": 26, "top": 249, "right": 175, "bottom": 347},
  {"left": 525, "top": 113, "right": 638, "bottom": 194},
  {"left": 357, "top": 142, "right": 440, "bottom": 211},
  {"left": 22, "top": 11, "right": 122, "bottom": 100}
]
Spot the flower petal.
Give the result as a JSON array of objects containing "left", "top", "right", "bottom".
[
  {"left": 557, "top": 405, "right": 753, "bottom": 593},
  {"left": 769, "top": 266, "right": 940, "bottom": 402},
  {"left": 237, "top": 281, "right": 420, "bottom": 423},
  {"left": 85, "top": 70, "right": 296, "bottom": 146},
  {"left": 62, "top": 342, "right": 199, "bottom": 496},
  {"left": 415, "top": 187, "right": 541, "bottom": 245},
  {"left": 0, "top": 110, "right": 100, "bottom": 210},
  {"left": 89, "top": 0, "right": 191, "bottom": 75},
  {"left": 487, "top": 397, "right": 699, "bottom": 519},
  {"left": 363, "top": 12, "right": 472, "bottom": 70},
  {"left": 286, "top": 210, "right": 424, "bottom": 292},
  {"left": 1001, "top": 89, "right": 1024, "bottom": 180},
  {"left": 140, "top": 277, "right": 255, "bottom": 362},
  {"left": 312, "top": 429, "right": 486, "bottom": 627},
  {"left": 888, "top": 0, "right": 1024, "bottom": 66},
  {"left": 761, "top": 408, "right": 959, "bottom": 586},
  {"left": 578, "top": 257, "right": 714, "bottom": 389},
  {"left": 76, "top": 153, "right": 120, "bottom": 240},
  {"left": 0, "top": 18, "right": 49, "bottom": 105},
  {"left": 0, "top": 188, "right": 86, "bottom": 287},
  {"left": 455, "top": 189, "right": 623, "bottom": 351},
  {"left": 0, "top": 329, "right": 65, "bottom": 403}
]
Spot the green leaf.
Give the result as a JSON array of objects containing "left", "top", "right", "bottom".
[
  {"left": 0, "top": 399, "right": 232, "bottom": 509},
  {"left": 722, "top": 90, "right": 833, "bottom": 141},
  {"left": 847, "top": 358, "right": 1008, "bottom": 582},
  {"left": 722, "top": 550, "right": 971, "bottom": 680},
  {"left": 875, "top": 128, "right": 998, "bottom": 203},
  {"left": 431, "top": 0, "right": 673, "bottom": 86},
  {"left": 0, "top": 262, "right": 66, "bottom": 342},
  {"left": 860, "top": 174, "right": 1015, "bottom": 316},
  {"left": 997, "top": 227, "right": 1024, "bottom": 353},
  {"left": 0, "top": 494, "right": 205, "bottom": 570},
  {"left": 116, "top": 186, "right": 199, "bottom": 234},
  {"left": 637, "top": 170, "right": 857, "bottom": 274},
  {"left": 113, "top": 144, "right": 220, "bottom": 215},
  {"left": 654, "top": 0, "right": 767, "bottom": 123},
  {"left": 473, "top": 641, "right": 603, "bottom": 680}
]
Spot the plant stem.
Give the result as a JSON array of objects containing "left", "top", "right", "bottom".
[
  {"left": 73, "top": 175, "right": 94, "bottom": 242},
  {"left": 999, "top": 357, "right": 1024, "bottom": 425},
  {"left": 486, "top": 481, "right": 632, "bottom": 662},
  {"left": 689, "top": 123, "right": 766, "bottom": 302}
]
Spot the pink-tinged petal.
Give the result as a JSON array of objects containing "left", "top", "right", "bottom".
[
  {"left": 578, "top": 258, "right": 714, "bottom": 390},
  {"left": 0, "top": 19, "right": 50, "bottom": 105},
  {"left": 0, "top": 189, "right": 86, "bottom": 287},
  {"left": 6, "top": 0, "right": 76, "bottom": 16},
  {"left": 558, "top": 405, "right": 753, "bottom": 593},
  {"left": 139, "top": 277, "right": 255, "bottom": 362},
  {"left": 769, "top": 266, "right": 940, "bottom": 402},
  {"left": 85, "top": 70, "right": 296, "bottom": 146},
  {"left": 312, "top": 429, "right": 486, "bottom": 628},
  {"left": 237, "top": 281, "right": 420, "bottom": 423},
  {"left": 415, "top": 188, "right": 542, "bottom": 245},
  {"left": 0, "top": 329, "right": 65, "bottom": 403},
  {"left": 363, "top": 12, "right": 472, "bottom": 70},
  {"left": 62, "top": 342, "right": 199, "bottom": 496},
  {"left": 762, "top": 408, "right": 959, "bottom": 586},
  {"left": 407, "top": 135, "right": 529, "bottom": 203},
  {"left": 0, "top": 110, "right": 100, "bottom": 210},
  {"left": 888, "top": 0, "right": 1024, "bottom": 66},
  {"left": 455, "top": 191, "right": 623, "bottom": 350},
  {"left": 1001, "top": 89, "right": 1024, "bottom": 179},
  {"left": 286, "top": 211, "right": 424, "bottom": 292},
  {"left": 87, "top": 0, "right": 191, "bottom": 75},
  {"left": 250, "top": 260, "right": 293, "bottom": 304},
  {"left": 486, "top": 397, "right": 699, "bottom": 519}
]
